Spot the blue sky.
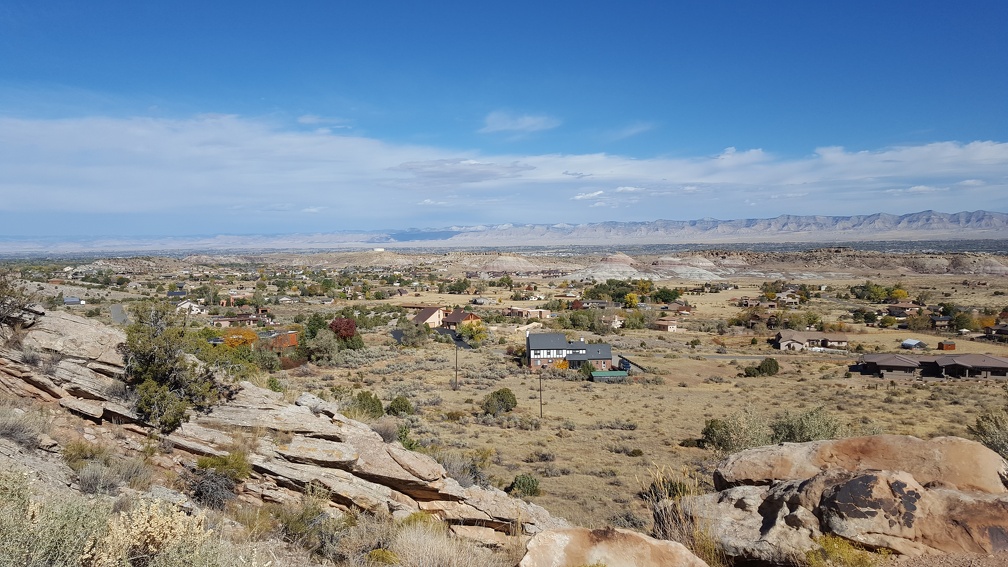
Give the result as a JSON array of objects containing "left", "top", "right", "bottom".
[{"left": 1, "top": 1, "right": 1006, "bottom": 238}]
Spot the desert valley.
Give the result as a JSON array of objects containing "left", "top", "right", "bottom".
[{"left": 3, "top": 240, "right": 1008, "bottom": 566}]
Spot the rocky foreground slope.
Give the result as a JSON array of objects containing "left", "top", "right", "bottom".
[
  {"left": 5, "top": 311, "right": 1008, "bottom": 566},
  {"left": 0, "top": 311, "right": 567, "bottom": 549}
]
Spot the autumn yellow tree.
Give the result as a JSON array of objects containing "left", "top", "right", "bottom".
[{"left": 224, "top": 327, "right": 259, "bottom": 348}]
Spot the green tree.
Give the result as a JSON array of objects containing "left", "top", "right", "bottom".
[
  {"left": 652, "top": 287, "right": 681, "bottom": 304},
  {"left": 118, "top": 301, "right": 218, "bottom": 433},
  {"left": 447, "top": 279, "right": 471, "bottom": 294}
]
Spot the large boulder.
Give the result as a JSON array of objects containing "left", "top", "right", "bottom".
[
  {"left": 22, "top": 310, "right": 125, "bottom": 369},
  {"left": 520, "top": 527, "right": 709, "bottom": 567},
  {"left": 687, "top": 436, "right": 1008, "bottom": 563},
  {"left": 714, "top": 435, "right": 1008, "bottom": 494}
]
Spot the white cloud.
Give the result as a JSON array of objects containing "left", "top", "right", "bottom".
[
  {"left": 0, "top": 113, "right": 1005, "bottom": 236},
  {"left": 478, "top": 111, "right": 560, "bottom": 133},
  {"left": 957, "top": 179, "right": 985, "bottom": 187}
]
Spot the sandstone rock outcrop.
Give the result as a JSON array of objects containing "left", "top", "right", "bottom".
[
  {"left": 714, "top": 434, "right": 1008, "bottom": 494},
  {"left": 0, "top": 323, "right": 568, "bottom": 546},
  {"left": 683, "top": 435, "right": 1008, "bottom": 564},
  {"left": 520, "top": 527, "right": 709, "bottom": 567}
]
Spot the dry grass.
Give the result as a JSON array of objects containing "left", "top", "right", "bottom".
[
  {"left": 0, "top": 395, "right": 49, "bottom": 448},
  {"left": 273, "top": 272, "right": 1008, "bottom": 532},
  {"left": 641, "top": 465, "right": 727, "bottom": 567}
]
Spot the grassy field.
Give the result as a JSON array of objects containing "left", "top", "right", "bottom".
[{"left": 278, "top": 272, "right": 1008, "bottom": 529}]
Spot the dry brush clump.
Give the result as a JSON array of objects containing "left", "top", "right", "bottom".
[
  {"left": 63, "top": 440, "right": 154, "bottom": 495},
  {"left": 0, "top": 395, "right": 49, "bottom": 449},
  {"left": 0, "top": 472, "right": 269, "bottom": 567},
  {"left": 269, "top": 487, "right": 514, "bottom": 566},
  {"left": 641, "top": 465, "right": 726, "bottom": 567}
]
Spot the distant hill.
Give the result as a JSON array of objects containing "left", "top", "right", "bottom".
[
  {"left": 426, "top": 210, "right": 1008, "bottom": 246},
  {"left": 1, "top": 210, "right": 1006, "bottom": 254}
]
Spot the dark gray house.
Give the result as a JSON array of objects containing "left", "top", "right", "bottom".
[{"left": 525, "top": 332, "right": 613, "bottom": 371}]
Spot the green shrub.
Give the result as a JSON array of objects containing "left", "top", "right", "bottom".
[
  {"left": 134, "top": 379, "right": 190, "bottom": 433},
  {"left": 770, "top": 406, "right": 845, "bottom": 443},
  {"left": 506, "top": 473, "right": 541, "bottom": 497},
  {"left": 757, "top": 357, "right": 780, "bottom": 376},
  {"left": 742, "top": 357, "right": 781, "bottom": 377},
  {"left": 348, "top": 390, "right": 384, "bottom": 420},
  {"left": 252, "top": 349, "right": 281, "bottom": 372},
  {"left": 197, "top": 451, "right": 252, "bottom": 481},
  {"left": 267, "top": 374, "right": 286, "bottom": 392},
  {"left": 396, "top": 423, "right": 421, "bottom": 451},
  {"left": 481, "top": 388, "right": 517, "bottom": 416},
  {"left": 386, "top": 395, "right": 414, "bottom": 417},
  {"left": 700, "top": 407, "right": 771, "bottom": 453}
]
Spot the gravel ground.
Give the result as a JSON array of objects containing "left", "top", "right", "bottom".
[{"left": 883, "top": 552, "right": 1008, "bottom": 567}]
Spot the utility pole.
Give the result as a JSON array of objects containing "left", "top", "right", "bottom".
[
  {"left": 539, "top": 372, "right": 543, "bottom": 418},
  {"left": 453, "top": 341, "right": 458, "bottom": 390}
]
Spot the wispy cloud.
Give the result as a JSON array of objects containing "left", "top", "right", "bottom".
[
  {"left": 478, "top": 111, "right": 560, "bottom": 133},
  {"left": 297, "top": 114, "right": 351, "bottom": 127},
  {"left": 607, "top": 121, "right": 656, "bottom": 141},
  {"left": 0, "top": 113, "right": 1006, "bottom": 236}
]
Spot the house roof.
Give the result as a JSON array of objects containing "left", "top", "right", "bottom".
[
  {"left": 777, "top": 329, "right": 848, "bottom": 344},
  {"left": 412, "top": 306, "right": 443, "bottom": 324},
  {"left": 933, "top": 354, "right": 1008, "bottom": 370},
  {"left": 527, "top": 333, "right": 584, "bottom": 351},
  {"left": 566, "top": 344, "right": 612, "bottom": 361},
  {"left": 443, "top": 308, "right": 479, "bottom": 324},
  {"left": 861, "top": 353, "right": 921, "bottom": 368}
]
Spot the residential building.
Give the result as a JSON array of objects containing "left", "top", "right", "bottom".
[
  {"left": 775, "top": 330, "right": 848, "bottom": 350},
  {"left": 442, "top": 308, "right": 480, "bottom": 330},
  {"left": 652, "top": 317, "right": 678, "bottom": 332},
  {"left": 412, "top": 307, "right": 445, "bottom": 328},
  {"left": 525, "top": 332, "right": 613, "bottom": 371}
]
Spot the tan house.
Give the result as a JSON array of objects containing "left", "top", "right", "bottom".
[
  {"left": 505, "top": 307, "right": 551, "bottom": 319},
  {"left": 652, "top": 317, "right": 679, "bottom": 332},
  {"left": 442, "top": 308, "right": 481, "bottom": 330},
  {"left": 412, "top": 307, "right": 445, "bottom": 328}
]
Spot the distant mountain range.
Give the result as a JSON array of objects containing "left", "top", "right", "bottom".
[
  {"left": 427, "top": 210, "right": 1008, "bottom": 246},
  {"left": 2, "top": 210, "right": 1006, "bottom": 255}
]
